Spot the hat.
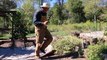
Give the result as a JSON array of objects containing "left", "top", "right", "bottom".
[{"left": 41, "top": 3, "right": 49, "bottom": 8}]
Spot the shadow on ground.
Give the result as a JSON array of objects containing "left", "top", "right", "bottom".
[
  {"left": 0, "top": 47, "right": 34, "bottom": 59},
  {"left": 42, "top": 52, "right": 85, "bottom": 60}
]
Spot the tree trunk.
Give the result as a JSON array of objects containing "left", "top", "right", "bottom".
[{"left": 41, "top": 0, "right": 43, "bottom": 5}]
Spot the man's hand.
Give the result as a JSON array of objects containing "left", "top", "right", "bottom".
[
  {"left": 43, "top": 21, "right": 48, "bottom": 25},
  {"left": 43, "top": 21, "right": 48, "bottom": 28}
]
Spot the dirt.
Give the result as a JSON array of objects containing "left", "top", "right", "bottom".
[{"left": 0, "top": 38, "right": 87, "bottom": 60}]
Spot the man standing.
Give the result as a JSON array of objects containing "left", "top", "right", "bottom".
[{"left": 33, "top": 3, "right": 53, "bottom": 59}]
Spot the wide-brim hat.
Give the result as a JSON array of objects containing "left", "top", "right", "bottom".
[{"left": 40, "top": 3, "right": 49, "bottom": 8}]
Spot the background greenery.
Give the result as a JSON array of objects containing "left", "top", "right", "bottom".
[
  {"left": 0, "top": 0, "right": 107, "bottom": 35},
  {"left": 0, "top": 0, "right": 107, "bottom": 59}
]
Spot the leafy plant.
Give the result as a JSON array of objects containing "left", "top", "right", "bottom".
[
  {"left": 87, "top": 44, "right": 107, "bottom": 60},
  {"left": 52, "top": 36, "right": 82, "bottom": 55},
  {"left": 104, "top": 31, "right": 107, "bottom": 36},
  {"left": 12, "top": 11, "right": 28, "bottom": 39}
]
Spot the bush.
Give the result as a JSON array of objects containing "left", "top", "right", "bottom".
[
  {"left": 102, "top": 44, "right": 107, "bottom": 54},
  {"left": 104, "top": 31, "right": 107, "bottom": 36},
  {"left": 52, "top": 36, "right": 82, "bottom": 55},
  {"left": 28, "top": 25, "right": 35, "bottom": 33},
  {"left": 87, "top": 44, "right": 107, "bottom": 60}
]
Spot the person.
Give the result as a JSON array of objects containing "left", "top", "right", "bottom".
[{"left": 33, "top": 3, "right": 53, "bottom": 59}]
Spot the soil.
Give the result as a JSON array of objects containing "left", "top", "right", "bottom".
[{"left": 0, "top": 37, "right": 87, "bottom": 60}]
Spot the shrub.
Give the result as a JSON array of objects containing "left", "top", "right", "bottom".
[
  {"left": 87, "top": 44, "right": 107, "bottom": 60},
  {"left": 101, "top": 44, "right": 107, "bottom": 54},
  {"left": 28, "top": 25, "right": 35, "bottom": 33},
  {"left": 52, "top": 36, "right": 82, "bottom": 55},
  {"left": 104, "top": 31, "right": 107, "bottom": 36}
]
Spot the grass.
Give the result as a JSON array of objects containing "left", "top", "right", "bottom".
[
  {"left": 51, "top": 31, "right": 69, "bottom": 36},
  {"left": 0, "top": 34, "right": 11, "bottom": 39},
  {"left": 1, "top": 21, "right": 107, "bottom": 39},
  {"left": 26, "top": 33, "right": 35, "bottom": 37}
]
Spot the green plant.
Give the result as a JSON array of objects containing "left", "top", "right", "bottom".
[
  {"left": 101, "top": 44, "right": 107, "bottom": 54},
  {"left": 48, "top": 25, "right": 61, "bottom": 32},
  {"left": 0, "top": 34, "right": 11, "bottom": 39},
  {"left": 26, "top": 33, "right": 35, "bottom": 37},
  {"left": 52, "top": 36, "right": 81, "bottom": 55},
  {"left": 12, "top": 11, "right": 28, "bottom": 39},
  {"left": 104, "top": 31, "right": 107, "bottom": 36},
  {"left": 87, "top": 44, "right": 107, "bottom": 60}
]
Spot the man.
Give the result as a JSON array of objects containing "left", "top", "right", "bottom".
[{"left": 33, "top": 3, "right": 53, "bottom": 59}]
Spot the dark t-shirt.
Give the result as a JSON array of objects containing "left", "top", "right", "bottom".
[{"left": 33, "top": 10, "right": 47, "bottom": 25}]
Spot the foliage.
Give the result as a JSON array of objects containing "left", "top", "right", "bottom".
[
  {"left": 48, "top": 0, "right": 66, "bottom": 25},
  {"left": 48, "top": 21, "right": 107, "bottom": 36},
  {"left": 0, "top": 0, "right": 17, "bottom": 39},
  {"left": 9, "top": 0, "right": 106, "bottom": 34},
  {"left": 0, "top": 0, "right": 17, "bottom": 10},
  {"left": 1, "top": 21, "right": 107, "bottom": 39},
  {"left": 83, "top": 0, "right": 103, "bottom": 21},
  {"left": 20, "top": 0, "right": 35, "bottom": 33},
  {"left": 0, "top": 18, "right": 4, "bottom": 28},
  {"left": 52, "top": 36, "right": 82, "bottom": 55},
  {"left": 104, "top": 31, "right": 107, "bottom": 36},
  {"left": 0, "top": 0, "right": 17, "bottom": 29},
  {"left": 99, "top": 13, "right": 107, "bottom": 22},
  {"left": 0, "top": 34, "right": 11, "bottom": 39},
  {"left": 66, "top": 0, "right": 86, "bottom": 23},
  {"left": 48, "top": 25, "right": 63, "bottom": 32},
  {"left": 12, "top": 11, "right": 28, "bottom": 39},
  {"left": 87, "top": 44, "right": 107, "bottom": 60},
  {"left": 49, "top": 3, "right": 64, "bottom": 25}
]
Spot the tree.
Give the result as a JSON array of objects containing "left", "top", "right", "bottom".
[
  {"left": 20, "top": 0, "right": 35, "bottom": 33},
  {"left": 49, "top": 0, "right": 65, "bottom": 25},
  {"left": 57, "top": 0, "right": 64, "bottom": 24},
  {"left": 66, "top": 0, "right": 86, "bottom": 23},
  {"left": 83, "top": 0, "right": 103, "bottom": 21},
  {"left": 49, "top": 3, "right": 60, "bottom": 24},
  {"left": 0, "top": 0, "right": 17, "bottom": 11},
  {"left": 0, "top": 0, "right": 17, "bottom": 29},
  {"left": 12, "top": 11, "right": 28, "bottom": 39},
  {"left": 49, "top": 3, "right": 64, "bottom": 24}
]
